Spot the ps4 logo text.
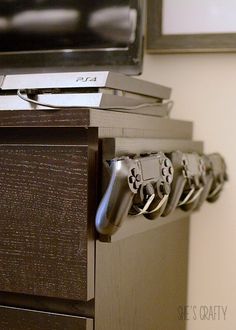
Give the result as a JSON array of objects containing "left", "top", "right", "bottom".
[{"left": 76, "top": 76, "right": 97, "bottom": 83}]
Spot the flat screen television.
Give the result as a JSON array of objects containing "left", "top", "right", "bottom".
[{"left": 0, "top": 0, "right": 144, "bottom": 75}]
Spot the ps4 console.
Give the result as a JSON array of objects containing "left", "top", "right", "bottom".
[
  {"left": 0, "top": 93, "right": 172, "bottom": 116},
  {"left": 0, "top": 71, "right": 172, "bottom": 116},
  {"left": 0, "top": 71, "right": 171, "bottom": 99}
]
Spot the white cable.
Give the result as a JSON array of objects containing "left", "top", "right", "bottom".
[
  {"left": 185, "top": 186, "right": 204, "bottom": 204},
  {"left": 178, "top": 187, "right": 195, "bottom": 206},
  {"left": 131, "top": 194, "right": 155, "bottom": 216},
  {"left": 17, "top": 89, "right": 174, "bottom": 111},
  {"left": 132, "top": 194, "right": 168, "bottom": 216},
  {"left": 208, "top": 183, "right": 223, "bottom": 199},
  {"left": 146, "top": 194, "right": 168, "bottom": 214}
]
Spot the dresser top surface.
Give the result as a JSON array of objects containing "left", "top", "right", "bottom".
[{"left": 0, "top": 108, "right": 192, "bottom": 130}]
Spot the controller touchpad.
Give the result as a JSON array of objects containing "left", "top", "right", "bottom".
[{"left": 140, "top": 158, "right": 160, "bottom": 180}]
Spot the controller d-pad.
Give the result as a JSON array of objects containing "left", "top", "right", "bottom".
[
  {"left": 131, "top": 168, "right": 136, "bottom": 176},
  {"left": 129, "top": 176, "right": 136, "bottom": 184},
  {"left": 128, "top": 167, "right": 142, "bottom": 191}
]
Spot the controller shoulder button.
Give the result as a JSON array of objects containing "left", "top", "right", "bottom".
[{"left": 140, "top": 152, "right": 151, "bottom": 157}]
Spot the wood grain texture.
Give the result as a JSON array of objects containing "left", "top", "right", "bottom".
[
  {"left": 0, "top": 292, "right": 95, "bottom": 319},
  {"left": 0, "top": 109, "right": 193, "bottom": 140},
  {"left": 96, "top": 218, "right": 189, "bottom": 330},
  {"left": 102, "top": 138, "right": 203, "bottom": 161},
  {"left": 0, "top": 145, "right": 93, "bottom": 301},
  {"left": 0, "top": 109, "right": 90, "bottom": 127},
  {"left": 90, "top": 109, "right": 193, "bottom": 138},
  {"left": 99, "top": 127, "right": 194, "bottom": 139},
  {"left": 0, "top": 128, "right": 89, "bottom": 145},
  {"left": 107, "top": 208, "right": 192, "bottom": 243},
  {"left": 0, "top": 306, "right": 93, "bottom": 330}
]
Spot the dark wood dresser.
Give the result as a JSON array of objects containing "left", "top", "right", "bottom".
[{"left": 0, "top": 109, "right": 203, "bottom": 330}]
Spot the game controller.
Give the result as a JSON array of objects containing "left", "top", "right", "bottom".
[
  {"left": 194, "top": 154, "right": 214, "bottom": 210},
  {"left": 95, "top": 152, "right": 174, "bottom": 236},
  {"left": 179, "top": 153, "right": 207, "bottom": 212},
  {"left": 206, "top": 153, "right": 228, "bottom": 203},
  {"left": 129, "top": 152, "right": 174, "bottom": 220},
  {"left": 162, "top": 151, "right": 207, "bottom": 216}
]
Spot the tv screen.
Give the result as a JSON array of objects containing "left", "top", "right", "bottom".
[{"left": 0, "top": 0, "right": 144, "bottom": 75}]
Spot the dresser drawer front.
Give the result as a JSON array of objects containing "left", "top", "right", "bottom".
[
  {"left": 0, "top": 306, "right": 93, "bottom": 330},
  {"left": 0, "top": 145, "right": 94, "bottom": 301}
]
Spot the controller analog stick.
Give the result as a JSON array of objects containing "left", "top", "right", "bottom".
[
  {"left": 158, "top": 182, "right": 171, "bottom": 196},
  {"left": 144, "top": 183, "right": 155, "bottom": 196}
]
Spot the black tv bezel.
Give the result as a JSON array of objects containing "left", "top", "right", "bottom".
[{"left": 0, "top": 0, "right": 144, "bottom": 75}]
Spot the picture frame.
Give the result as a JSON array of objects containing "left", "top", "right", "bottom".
[{"left": 147, "top": 0, "right": 236, "bottom": 53}]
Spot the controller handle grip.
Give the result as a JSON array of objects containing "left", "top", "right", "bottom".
[
  {"left": 95, "top": 160, "right": 134, "bottom": 236},
  {"left": 161, "top": 175, "right": 186, "bottom": 217},
  {"left": 195, "top": 174, "right": 214, "bottom": 210}
]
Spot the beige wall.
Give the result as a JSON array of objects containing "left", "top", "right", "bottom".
[{"left": 142, "top": 53, "right": 236, "bottom": 330}]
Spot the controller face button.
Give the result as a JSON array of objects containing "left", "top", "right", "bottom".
[
  {"left": 164, "top": 158, "right": 171, "bottom": 167},
  {"left": 162, "top": 168, "right": 168, "bottom": 176},
  {"left": 166, "top": 175, "right": 172, "bottom": 184}
]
